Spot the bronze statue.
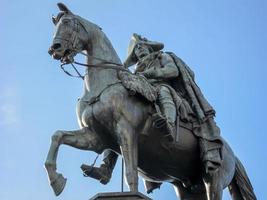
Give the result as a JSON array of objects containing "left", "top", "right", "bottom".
[{"left": 45, "top": 3, "right": 256, "bottom": 200}]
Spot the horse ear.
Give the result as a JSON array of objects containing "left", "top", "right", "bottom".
[
  {"left": 57, "top": 3, "right": 73, "bottom": 14},
  {"left": 52, "top": 15, "right": 57, "bottom": 25}
]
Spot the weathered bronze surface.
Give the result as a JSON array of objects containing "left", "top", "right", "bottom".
[{"left": 45, "top": 3, "right": 256, "bottom": 200}]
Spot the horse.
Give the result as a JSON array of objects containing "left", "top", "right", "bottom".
[{"left": 45, "top": 3, "right": 256, "bottom": 200}]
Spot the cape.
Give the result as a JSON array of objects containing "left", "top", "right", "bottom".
[{"left": 166, "top": 52, "right": 215, "bottom": 121}]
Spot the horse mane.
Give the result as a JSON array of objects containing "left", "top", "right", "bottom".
[
  {"left": 74, "top": 15, "right": 121, "bottom": 64},
  {"left": 53, "top": 11, "right": 102, "bottom": 31}
]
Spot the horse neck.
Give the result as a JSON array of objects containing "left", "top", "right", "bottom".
[{"left": 83, "top": 26, "right": 122, "bottom": 98}]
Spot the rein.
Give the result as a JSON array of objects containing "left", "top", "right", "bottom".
[
  {"left": 60, "top": 52, "right": 129, "bottom": 80},
  {"left": 60, "top": 62, "right": 85, "bottom": 79}
]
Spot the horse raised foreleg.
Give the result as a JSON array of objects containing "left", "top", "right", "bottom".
[
  {"left": 44, "top": 127, "right": 105, "bottom": 196},
  {"left": 116, "top": 118, "right": 138, "bottom": 192}
]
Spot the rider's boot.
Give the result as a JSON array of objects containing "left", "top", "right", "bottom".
[{"left": 81, "top": 150, "right": 118, "bottom": 184}]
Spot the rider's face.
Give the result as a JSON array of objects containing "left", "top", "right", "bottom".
[{"left": 134, "top": 44, "right": 150, "bottom": 60}]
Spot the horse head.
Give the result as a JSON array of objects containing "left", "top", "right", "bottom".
[
  {"left": 48, "top": 2, "right": 120, "bottom": 67},
  {"left": 48, "top": 3, "right": 92, "bottom": 64}
]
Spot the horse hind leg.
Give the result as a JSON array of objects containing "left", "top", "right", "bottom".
[
  {"left": 44, "top": 127, "right": 106, "bottom": 196},
  {"left": 172, "top": 181, "right": 207, "bottom": 200},
  {"left": 203, "top": 172, "right": 224, "bottom": 200}
]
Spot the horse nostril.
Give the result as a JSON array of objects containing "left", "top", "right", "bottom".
[
  {"left": 48, "top": 48, "right": 54, "bottom": 55},
  {"left": 52, "top": 43, "right": 61, "bottom": 50}
]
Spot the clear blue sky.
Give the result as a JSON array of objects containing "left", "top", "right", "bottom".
[{"left": 1, "top": 0, "right": 266, "bottom": 199}]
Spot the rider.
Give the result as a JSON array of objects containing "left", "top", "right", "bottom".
[
  {"left": 81, "top": 34, "right": 223, "bottom": 192},
  {"left": 124, "top": 34, "right": 222, "bottom": 174},
  {"left": 124, "top": 33, "right": 179, "bottom": 141}
]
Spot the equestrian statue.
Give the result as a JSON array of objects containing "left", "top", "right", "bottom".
[{"left": 45, "top": 3, "right": 256, "bottom": 200}]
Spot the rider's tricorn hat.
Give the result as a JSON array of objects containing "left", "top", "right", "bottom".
[{"left": 123, "top": 33, "right": 164, "bottom": 68}]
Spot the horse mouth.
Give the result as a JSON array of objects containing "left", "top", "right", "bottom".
[
  {"left": 61, "top": 49, "right": 76, "bottom": 64},
  {"left": 49, "top": 49, "right": 74, "bottom": 64},
  {"left": 52, "top": 52, "right": 62, "bottom": 60}
]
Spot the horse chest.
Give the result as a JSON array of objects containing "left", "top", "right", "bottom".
[{"left": 79, "top": 102, "right": 94, "bottom": 127}]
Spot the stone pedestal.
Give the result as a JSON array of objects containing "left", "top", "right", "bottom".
[{"left": 89, "top": 192, "right": 152, "bottom": 200}]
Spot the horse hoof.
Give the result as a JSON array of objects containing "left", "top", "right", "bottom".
[{"left": 50, "top": 173, "right": 67, "bottom": 196}]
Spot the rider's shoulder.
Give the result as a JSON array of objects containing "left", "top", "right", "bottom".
[{"left": 157, "top": 51, "right": 176, "bottom": 65}]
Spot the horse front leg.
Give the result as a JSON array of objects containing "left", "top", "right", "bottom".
[
  {"left": 44, "top": 127, "right": 105, "bottom": 196},
  {"left": 116, "top": 118, "right": 138, "bottom": 192}
]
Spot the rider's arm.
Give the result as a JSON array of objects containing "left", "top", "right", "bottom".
[{"left": 142, "top": 53, "right": 179, "bottom": 79}]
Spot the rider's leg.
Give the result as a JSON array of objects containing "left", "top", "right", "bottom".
[
  {"left": 81, "top": 150, "right": 118, "bottom": 184},
  {"left": 157, "top": 86, "right": 176, "bottom": 141}
]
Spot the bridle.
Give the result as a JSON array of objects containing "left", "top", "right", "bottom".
[{"left": 54, "top": 17, "right": 129, "bottom": 80}]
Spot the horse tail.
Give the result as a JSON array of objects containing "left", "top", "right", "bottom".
[{"left": 228, "top": 157, "right": 257, "bottom": 200}]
